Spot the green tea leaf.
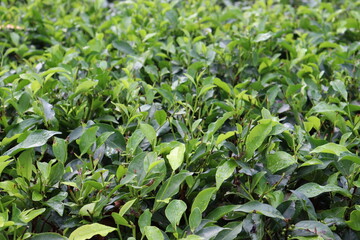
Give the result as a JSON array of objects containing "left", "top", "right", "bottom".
[
  {"left": 78, "top": 126, "right": 99, "bottom": 156},
  {"left": 0, "top": 156, "right": 13, "bottom": 177},
  {"left": 20, "top": 208, "right": 46, "bottom": 223},
  {"left": 139, "top": 209, "right": 152, "bottom": 235},
  {"left": 203, "top": 112, "right": 233, "bottom": 142},
  {"left": 245, "top": 120, "right": 273, "bottom": 158},
  {"left": 206, "top": 205, "right": 239, "bottom": 221},
  {"left": 235, "top": 201, "right": 284, "bottom": 219},
  {"left": 254, "top": 32, "right": 272, "bottom": 42},
  {"left": 290, "top": 183, "right": 351, "bottom": 199},
  {"left": 52, "top": 137, "right": 67, "bottom": 163},
  {"left": 346, "top": 210, "right": 360, "bottom": 231},
  {"left": 111, "top": 213, "right": 130, "bottom": 227},
  {"left": 29, "top": 233, "right": 67, "bottom": 240},
  {"left": 165, "top": 200, "right": 187, "bottom": 228},
  {"left": 308, "top": 102, "right": 346, "bottom": 115},
  {"left": 4, "top": 130, "right": 61, "bottom": 156},
  {"left": 192, "top": 187, "right": 217, "bottom": 213},
  {"left": 154, "top": 171, "right": 192, "bottom": 211},
  {"left": 216, "top": 160, "right": 237, "bottom": 189},
  {"left": 267, "top": 151, "right": 296, "bottom": 173},
  {"left": 140, "top": 123, "right": 157, "bottom": 146},
  {"left": 46, "top": 192, "right": 68, "bottom": 216},
  {"left": 144, "top": 226, "right": 164, "bottom": 240},
  {"left": 294, "top": 221, "right": 335, "bottom": 239},
  {"left": 127, "top": 129, "right": 145, "bottom": 155},
  {"left": 69, "top": 223, "right": 116, "bottom": 240},
  {"left": 311, "top": 143, "right": 349, "bottom": 156},
  {"left": 330, "top": 80, "right": 348, "bottom": 101},
  {"left": 112, "top": 40, "right": 135, "bottom": 55},
  {"left": 167, "top": 143, "right": 186, "bottom": 171},
  {"left": 214, "top": 78, "right": 231, "bottom": 94},
  {"left": 154, "top": 110, "right": 167, "bottom": 126},
  {"left": 74, "top": 80, "right": 98, "bottom": 96},
  {"left": 216, "top": 131, "right": 236, "bottom": 145},
  {"left": 189, "top": 207, "right": 202, "bottom": 232},
  {"left": 16, "top": 149, "right": 33, "bottom": 180},
  {"left": 119, "top": 199, "right": 136, "bottom": 216}
]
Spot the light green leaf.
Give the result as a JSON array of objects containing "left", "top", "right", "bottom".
[
  {"left": 191, "top": 187, "right": 217, "bottom": 213},
  {"left": 346, "top": 210, "right": 360, "bottom": 231},
  {"left": 16, "top": 149, "right": 33, "bottom": 180},
  {"left": 20, "top": 208, "right": 46, "bottom": 223},
  {"left": 111, "top": 212, "right": 131, "bottom": 227},
  {"left": 96, "top": 132, "right": 114, "bottom": 148},
  {"left": 308, "top": 102, "right": 346, "bottom": 115},
  {"left": 214, "top": 78, "right": 231, "bottom": 94},
  {"left": 79, "top": 203, "right": 95, "bottom": 217},
  {"left": 203, "top": 112, "right": 233, "bottom": 142},
  {"left": 216, "top": 160, "right": 237, "bottom": 189},
  {"left": 40, "top": 98, "right": 56, "bottom": 122},
  {"left": 46, "top": 192, "right": 68, "bottom": 216},
  {"left": 340, "top": 155, "right": 360, "bottom": 165},
  {"left": 139, "top": 209, "right": 152, "bottom": 235},
  {"left": 216, "top": 131, "right": 236, "bottom": 145},
  {"left": 116, "top": 165, "right": 127, "bottom": 180},
  {"left": 167, "top": 143, "right": 186, "bottom": 171},
  {"left": 189, "top": 207, "right": 202, "bottom": 232},
  {"left": 4, "top": 130, "right": 61, "bottom": 156},
  {"left": 235, "top": 201, "right": 284, "bottom": 219},
  {"left": 144, "top": 226, "right": 164, "bottom": 240},
  {"left": 290, "top": 183, "right": 351, "bottom": 199},
  {"left": 140, "top": 123, "right": 157, "bottom": 146},
  {"left": 267, "top": 151, "right": 296, "bottom": 173},
  {"left": 154, "top": 171, "right": 192, "bottom": 211},
  {"left": 206, "top": 205, "right": 239, "bottom": 221},
  {"left": 245, "top": 120, "right": 273, "bottom": 158},
  {"left": 307, "top": 116, "right": 321, "bottom": 131},
  {"left": 254, "top": 32, "right": 272, "bottom": 42},
  {"left": 154, "top": 110, "right": 167, "bottom": 126},
  {"left": 74, "top": 80, "right": 98, "bottom": 96},
  {"left": 127, "top": 129, "right": 145, "bottom": 155},
  {"left": 119, "top": 199, "right": 136, "bottom": 216},
  {"left": 165, "top": 200, "right": 187, "bottom": 228},
  {"left": 300, "top": 159, "right": 323, "bottom": 167},
  {"left": 0, "top": 156, "right": 13, "bottom": 177},
  {"left": 330, "top": 80, "right": 348, "bottom": 101},
  {"left": 311, "top": 143, "right": 349, "bottom": 156},
  {"left": 112, "top": 40, "right": 135, "bottom": 55},
  {"left": 69, "top": 223, "right": 116, "bottom": 240},
  {"left": 180, "top": 235, "right": 204, "bottom": 240},
  {"left": 319, "top": 41, "right": 340, "bottom": 49},
  {"left": 52, "top": 137, "right": 67, "bottom": 163},
  {"left": 78, "top": 126, "right": 99, "bottom": 156}
]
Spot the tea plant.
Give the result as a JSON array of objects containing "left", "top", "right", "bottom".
[{"left": 0, "top": 0, "right": 359, "bottom": 239}]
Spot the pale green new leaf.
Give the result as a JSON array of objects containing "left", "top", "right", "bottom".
[
  {"left": 245, "top": 120, "right": 273, "bottom": 158},
  {"left": 144, "top": 226, "right": 164, "bottom": 240},
  {"left": 69, "top": 223, "right": 116, "bottom": 240},
  {"left": 192, "top": 187, "right": 217, "bottom": 213},
  {"left": 216, "top": 160, "right": 237, "bottom": 189},
  {"left": 311, "top": 143, "right": 349, "bottom": 156},
  {"left": 167, "top": 143, "right": 186, "bottom": 171},
  {"left": 165, "top": 200, "right": 187, "bottom": 227},
  {"left": 267, "top": 151, "right": 296, "bottom": 173}
]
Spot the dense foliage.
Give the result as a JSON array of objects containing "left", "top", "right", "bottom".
[{"left": 0, "top": 0, "right": 360, "bottom": 239}]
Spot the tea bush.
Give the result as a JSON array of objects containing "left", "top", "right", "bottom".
[{"left": 0, "top": 0, "right": 359, "bottom": 239}]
